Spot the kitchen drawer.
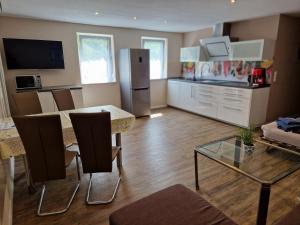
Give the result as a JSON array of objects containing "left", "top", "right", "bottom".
[
  {"left": 218, "top": 103, "right": 250, "bottom": 127},
  {"left": 220, "top": 95, "right": 251, "bottom": 108},
  {"left": 194, "top": 99, "right": 218, "bottom": 118},
  {"left": 221, "top": 87, "right": 252, "bottom": 100},
  {"left": 196, "top": 91, "right": 218, "bottom": 101},
  {"left": 197, "top": 84, "right": 221, "bottom": 93}
]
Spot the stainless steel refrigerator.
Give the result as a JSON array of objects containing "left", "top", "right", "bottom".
[{"left": 119, "top": 48, "right": 150, "bottom": 117}]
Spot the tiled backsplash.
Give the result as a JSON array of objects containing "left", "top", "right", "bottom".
[{"left": 182, "top": 60, "right": 273, "bottom": 83}]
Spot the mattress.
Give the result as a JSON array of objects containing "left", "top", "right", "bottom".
[{"left": 262, "top": 122, "right": 300, "bottom": 148}]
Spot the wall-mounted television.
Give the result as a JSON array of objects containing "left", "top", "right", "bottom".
[{"left": 3, "top": 38, "right": 65, "bottom": 70}]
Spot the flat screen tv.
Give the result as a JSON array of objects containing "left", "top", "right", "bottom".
[{"left": 3, "top": 38, "right": 65, "bottom": 69}]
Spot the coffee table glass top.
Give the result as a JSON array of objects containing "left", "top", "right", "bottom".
[{"left": 195, "top": 136, "right": 300, "bottom": 184}]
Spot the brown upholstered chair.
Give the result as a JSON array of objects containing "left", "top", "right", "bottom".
[
  {"left": 12, "top": 91, "right": 42, "bottom": 116},
  {"left": 275, "top": 203, "right": 300, "bottom": 225},
  {"left": 52, "top": 89, "right": 75, "bottom": 111},
  {"left": 69, "top": 112, "right": 121, "bottom": 205},
  {"left": 109, "top": 184, "right": 237, "bottom": 225},
  {"left": 13, "top": 115, "right": 80, "bottom": 216}
]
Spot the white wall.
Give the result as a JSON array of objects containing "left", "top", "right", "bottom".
[
  {"left": 0, "top": 16, "right": 183, "bottom": 112},
  {"left": 150, "top": 79, "right": 167, "bottom": 108}
]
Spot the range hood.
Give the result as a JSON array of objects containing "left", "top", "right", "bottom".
[{"left": 200, "top": 23, "right": 238, "bottom": 61}]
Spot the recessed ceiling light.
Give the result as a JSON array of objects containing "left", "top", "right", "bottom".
[
  {"left": 133, "top": 16, "right": 137, "bottom": 20},
  {"left": 95, "top": 11, "right": 100, "bottom": 15},
  {"left": 164, "top": 20, "right": 168, "bottom": 24},
  {"left": 230, "top": 0, "right": 237, "bottom": 4}
]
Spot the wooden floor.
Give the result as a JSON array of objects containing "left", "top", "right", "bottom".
[{"left": 13, "top": 107, "right": 300, "bottom": 225}]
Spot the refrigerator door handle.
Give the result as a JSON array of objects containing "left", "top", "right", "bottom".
[{"left": 132, "top": 87, "right": 149, "bottom": 91}]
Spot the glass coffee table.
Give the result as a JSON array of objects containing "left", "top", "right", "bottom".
[{"left": 194, "top": 136, "right": 300, "bottom": 225}]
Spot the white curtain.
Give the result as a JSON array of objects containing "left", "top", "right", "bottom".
[{"left": 0, "top": 54, "right": 10, "bottom": 118}]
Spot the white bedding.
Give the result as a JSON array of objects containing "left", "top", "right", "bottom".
[{"left": 261, "top": 122, "right": 300, "bottom": 148}]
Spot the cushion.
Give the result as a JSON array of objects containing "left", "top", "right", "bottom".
[
  {"left": 109, "top": 184, "right": 237, "bottom": 225},
  {"left": 262, "top": 122, "right": 300, "bottom": 148}
]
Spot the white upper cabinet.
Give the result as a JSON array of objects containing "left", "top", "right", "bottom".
[
  {"left": 230, "top": 39, "right": 275, "bottom": 61},
  {"left": 180, "top": 46, "right": 206, "bottom": 62}
]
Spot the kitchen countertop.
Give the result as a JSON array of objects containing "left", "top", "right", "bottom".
[
  {"left": 16, "top": 85, "right": 82, "bottom": 93},
  {"left": 168, "top": 77, "right": 270, "bottom": 89}
]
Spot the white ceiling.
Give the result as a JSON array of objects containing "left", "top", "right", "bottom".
[{"left": 1, "top": 0, "right": 300, "bottom": 32}]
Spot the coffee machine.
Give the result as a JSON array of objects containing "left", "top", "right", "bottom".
[{"left": 251, "top": 68, "right": 266, "bottom": 86}]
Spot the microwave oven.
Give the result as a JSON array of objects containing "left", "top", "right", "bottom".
[{"left": 15, "top": 75, "right": 42, "bottom": 90}]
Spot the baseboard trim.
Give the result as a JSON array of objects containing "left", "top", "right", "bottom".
[{"left": 151, "top": 105, "right": 168, "bottom": 110}]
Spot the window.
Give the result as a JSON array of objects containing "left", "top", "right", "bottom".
[
  {"left": 141, "top": 37, "right": 167, "bottom": 80},
  {"left": 77, "top": 33, "right": 116, "bottom": 84}
]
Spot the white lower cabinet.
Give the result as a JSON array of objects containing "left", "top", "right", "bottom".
[
  {"left": 167, "top": 80, "right": 270, "bottom": 128},
  {"left": 167, "top": 81, "right": 180, "bottom": 108},
  {"left": 217, "top": 104, "right": 250, "bottom": 127}
]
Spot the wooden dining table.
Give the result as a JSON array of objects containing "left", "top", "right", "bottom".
[{"left": 0, "top": 105, "right": 135, "bottom": 190}]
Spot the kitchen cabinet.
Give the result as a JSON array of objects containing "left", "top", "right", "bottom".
[
  {"left": 180, "top": 46, "right": 206, "bottom": 62},
  {"left": 230, "top": 39, "right": 275, "bottom": 61},
  {"left": 179, "top": 82, "right": 195, "bottom": 111},
  {"left": 192, "top": 84, "right": 219, "bottom": 118},
  {"left": 38, "top": 89, "right": 84, "bottom": 113},
  {"left": 167, "top": 80, "right": 180, "bottom": 107},
  {"left": 167, "top": 80, "right": 270, "bottom": 127}
]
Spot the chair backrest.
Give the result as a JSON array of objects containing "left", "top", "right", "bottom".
[
  {"left": 13, "top": 115, "right": 66, "bottom": 183},
  {"left": 69, "top": 112, "right": 112, "bottom": 173},
  {"left": 52, "top": 89, "right": 75, "bottom": 111},
  {"left": 12, "top": 91, "right": 42, "bottom": 116}
]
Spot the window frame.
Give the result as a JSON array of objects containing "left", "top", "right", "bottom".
[
  {"left": 141, "top": 36, "right": 168, "bottom": 80},
  {"left": 76, "top": 32, "right": 116, "bottom": 84}
]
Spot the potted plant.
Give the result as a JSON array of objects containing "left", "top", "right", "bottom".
[{"left": 239, "top": 128, "right": 254, "bottom": 153}]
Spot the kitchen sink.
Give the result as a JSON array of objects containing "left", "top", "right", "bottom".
[{"left": 197, "top": 80, "right": 227, "bottom": 84}]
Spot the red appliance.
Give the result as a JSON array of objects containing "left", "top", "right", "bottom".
[{"left": 251, "top": 68, "right": 266, "bottom": 85}]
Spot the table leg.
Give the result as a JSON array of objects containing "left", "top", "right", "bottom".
[
  {"left": 116, "top": 133, "right": 122, "bottom": 168},
  {"left": 256, "top": 183, "right": 271, "bottom": 225},
  {"left": 194, "top": 150, "right": 199, "bottom": 190},
  {"left": 23, "top": 155, "right": 36, "bottom": 193}
]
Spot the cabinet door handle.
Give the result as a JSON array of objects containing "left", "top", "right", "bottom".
[
  {"left": 224, "top": 97, "right": 242, "bottom": 102},
  {"left": 198, "top": 89, "right": 213, "bottom": 93},
  {"left": 224, "top": 88, "right": 244, "bottom": 93},
  {"left": 224, "top": 105, "right": 242, "bottom": 111},
  {"left": 199, "top": 101, "right": 213, "bottom": 106},
  {"left": 199, "top": 93, "right": 213, "bottom": 98},
  {"left": 224, "top": 93, "right": 243, "bottom": 98}
]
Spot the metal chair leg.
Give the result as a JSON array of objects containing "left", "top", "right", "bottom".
[
  {"left": 66, "top": 143, "right": 80, "bottom": 157},
  {"left": 37, "top": 182, "right": 80, "bottom": 216},
  {"left": 86, "top": 163, "right": 121, "bottom": 205},
  {"left": 37, "top": 154, "right": 81, "bottom": 216}
]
